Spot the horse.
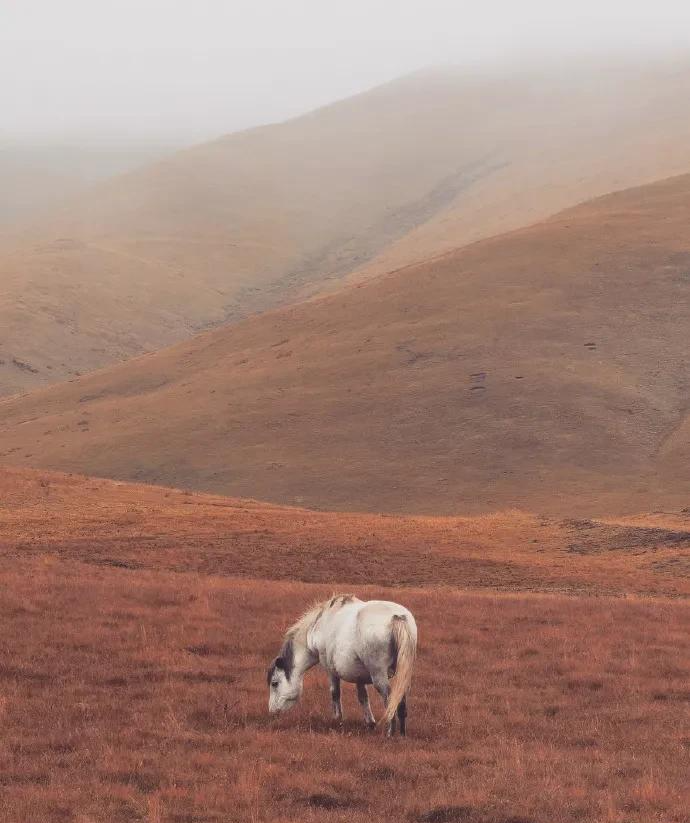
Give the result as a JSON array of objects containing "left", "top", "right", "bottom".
[{"left": 266, "top": 593, "right": 417, "bottom": 736}]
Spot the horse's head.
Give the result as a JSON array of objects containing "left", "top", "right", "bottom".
[{"left": 267, "top": 640, "right": 303, "bottom": 714}]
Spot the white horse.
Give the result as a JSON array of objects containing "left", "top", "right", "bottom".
[{"left": 267, "top": 594, "right": 417, "bottom": 736}]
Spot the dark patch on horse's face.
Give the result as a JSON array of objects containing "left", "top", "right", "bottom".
[
  {"left": 267, "top": 638, "right": 294, "bottom": 685},
  {"left": 280, "top": 638, "right": 294, "bottom": 680},
  {"left": 266, "top": 660, "right": 277, "bottom": 686}
]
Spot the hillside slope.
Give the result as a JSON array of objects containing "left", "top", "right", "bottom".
[
  {"left": 4, "top": 59, "right": 690, "bottom": 395},
  {"left": 1, "top": 174, "right": 689, "bottom": 516}
]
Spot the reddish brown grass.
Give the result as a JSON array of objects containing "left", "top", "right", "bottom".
[
  {"left": 0, "top": 561, "right": 688, "bottom": 823},
  {"left": 0, "top": 468, "right": 688, "bottom": 822},
  {"left": 1, "top": 468, "right": 688, "bottom": 597}
]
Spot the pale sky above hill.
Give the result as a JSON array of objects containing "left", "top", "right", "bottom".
[{"left": 3, "top": 0, "right": 690, "bottom": 145}]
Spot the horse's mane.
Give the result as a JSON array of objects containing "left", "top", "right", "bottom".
[
  {"left": 268, "top": 594, "right": 357, "bottom": 684},
  {"left": 285, "top": 593, "right": 357, "bottom": 642}
]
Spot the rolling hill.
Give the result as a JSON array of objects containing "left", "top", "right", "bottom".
[
  {"left": 1, "top": 173, "right": 689, "bottom": 516},
  {"left": 4, "top": 58, "right": 690, "bottom": 396}
]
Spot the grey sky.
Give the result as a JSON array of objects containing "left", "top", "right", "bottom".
[{"left": 3, "top": 0, "right": 690, "bottom": 145}]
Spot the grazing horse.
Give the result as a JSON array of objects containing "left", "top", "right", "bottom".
[{"left": 267, "top": 594, "right": 417, "bottom": 736}]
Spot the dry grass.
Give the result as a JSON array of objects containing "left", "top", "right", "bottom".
[
  {"left": 0, "top": 560, "right": 687, "bottom": 823},
  {"left": 0, "top": 468, "right": 688, "bottom": 822},
  {"left": 1, "top": 468, "right": 688, "bottom": 598}
]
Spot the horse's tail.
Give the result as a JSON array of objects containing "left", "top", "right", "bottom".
[{"left": 381, "top": 614, "right": 416, "bottom": 727}]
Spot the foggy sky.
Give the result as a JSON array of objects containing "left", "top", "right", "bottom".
[{"left": 3, "top": 0, "right": 690, "bottom": 146}]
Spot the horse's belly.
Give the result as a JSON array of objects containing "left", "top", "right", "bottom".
[{"left": 333, "top": 653, "right": 371, "bottom": 683}]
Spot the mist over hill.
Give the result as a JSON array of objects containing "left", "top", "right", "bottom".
[
  {"left": 3, "top": 59, "right": 690, "bottom": 398},
  {"left": 0, "top": 142, "right": 177, "bottom": 231}
]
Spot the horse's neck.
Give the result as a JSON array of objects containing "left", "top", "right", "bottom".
[
  {"left": 284, "top": 631, "right": 317, "bottom": 679},
  {"left": 285, "top": 612, "right": 321, "bottom": 674}
]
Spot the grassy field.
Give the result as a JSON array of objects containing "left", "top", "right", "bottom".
[{"left": 0, "top": 469, "right": 688, "bottom": 822}]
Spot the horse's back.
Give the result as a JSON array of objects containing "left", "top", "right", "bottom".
[
  {"left": 355, "top": 600, "right": 418, "bottom": 663},
  {"left": 357, "top": 600, "right": 417, "bottom": 636}
]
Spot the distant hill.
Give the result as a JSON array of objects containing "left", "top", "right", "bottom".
[
  {"left": 1, "top": 173, "right": 689, "bottom": 516},
  {"left": 4, "top": 59, "right": 690, "bottom": 396}
]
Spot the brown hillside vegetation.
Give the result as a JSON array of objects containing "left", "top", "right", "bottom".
[
  {"left": 2, "top": 467, "right": 689, "bottom": 597},
  {"left": 5, "top": 59, "right": 690, "bottom": 395},
  {"left": 0, "top": 468, "right": 688, "bottom": 822},
  {"left": 2, "top": 174, "right": 690, "bottom": 516}
]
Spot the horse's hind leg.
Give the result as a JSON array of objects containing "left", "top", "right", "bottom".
[
  {"left": 397, "top": 695, "right": 407, "bottom": 737},
  {"left": 356, "top": 682, "right": 376, "bottom": 728},
  {"left": 329, "top": 673, "right": 343, "bottom": 722},
  {"left": 371, "top": 673, "right": 397, "bottom": 737}
]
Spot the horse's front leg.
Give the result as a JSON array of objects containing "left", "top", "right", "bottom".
[
  {"left": 329, "top": 673, "right": 343, "bottom": 722},
  {"left": 356, "top": 681, "right": 376, "bottom": 728}
]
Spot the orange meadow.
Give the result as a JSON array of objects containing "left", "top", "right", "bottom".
[{"left": 0, "top": 470, "right": 688, "bottom": 822}]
